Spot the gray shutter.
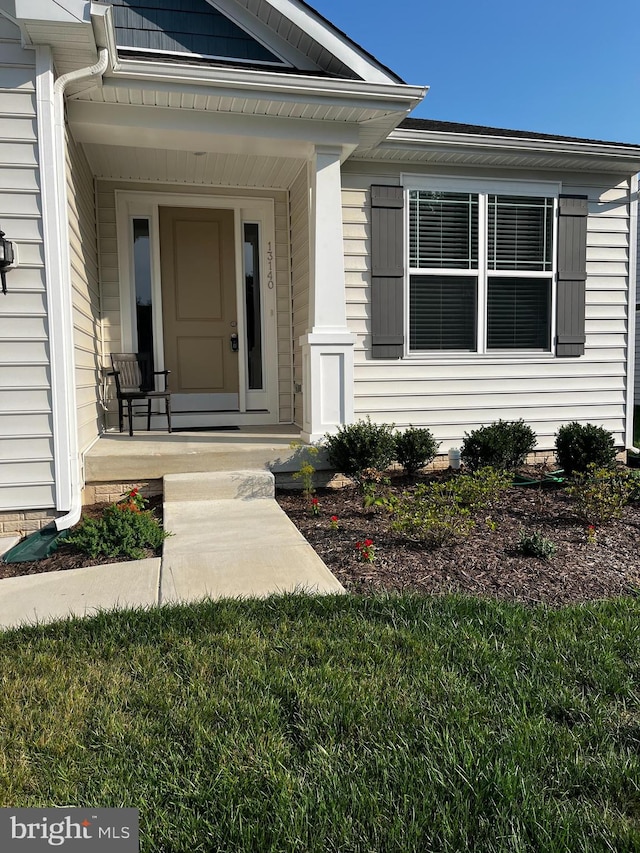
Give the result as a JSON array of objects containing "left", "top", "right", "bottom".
[
  {"left": 371, "top": 185, "right": 404, "bottom": 358},
  {"left": 556, "top": 195, "right": 588, "bottom": 357}
]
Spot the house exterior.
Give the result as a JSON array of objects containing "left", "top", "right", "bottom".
[{"left": 0, "top": 0, "right": 639, "bottom": 534}]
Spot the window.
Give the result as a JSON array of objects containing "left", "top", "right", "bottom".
[{"left": 407, "top": 184, "right": 557, "bottom": 353}]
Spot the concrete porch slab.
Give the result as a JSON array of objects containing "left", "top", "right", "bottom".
[{"left": 84, "top": 425, "right": 319, "bottom": 482}]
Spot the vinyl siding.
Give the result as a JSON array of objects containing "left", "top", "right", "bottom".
[
  {"left": 66, "top": 127, "right": 101, "bottom": 454},
  {"left": 635, "top": 199, "right": 640, "bottom": 407},
  {"left": 96, "top": 180, "right": 293, "bottom": 425},
  {"left": 289, "top": 163, "right": 310, "bottom": 427},
  {"left": 342, "top": 162, "right": 633, "bottom": 452},
  {"left": 0, "top": 17, "right": 55, "bottom": 510}
]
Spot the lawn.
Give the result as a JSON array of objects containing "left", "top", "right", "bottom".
[{"left": 1, "top": 594, "right": 640, "bottom": 852}]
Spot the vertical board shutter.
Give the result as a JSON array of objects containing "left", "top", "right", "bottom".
[
  {"left": 556, "top": 195, "right": 588, "bottom": 357},
  {"left": 371, "top": 185, "right": 404, "bottom": 358}
]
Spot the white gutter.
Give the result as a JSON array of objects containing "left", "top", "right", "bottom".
[
  {"left": 114, "top": 58, "right": 426, "bottom": 108},
  {"left": 384, "top": 128, "right": 640, "bottom": 166},
  {"left": 36, "top": 45, "right": 109, "bottom": 532}
]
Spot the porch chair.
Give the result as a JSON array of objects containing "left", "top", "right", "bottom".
[{"left": 109, "top": 352, "right": 172, "bottom": 436}]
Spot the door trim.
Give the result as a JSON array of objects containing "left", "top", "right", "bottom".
[{"left": 115, "top": 191, "right": 279, "bottom": 425}]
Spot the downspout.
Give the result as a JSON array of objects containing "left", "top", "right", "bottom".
[{"left": 49, "top": 48, "right": 109, "bottom": 531}]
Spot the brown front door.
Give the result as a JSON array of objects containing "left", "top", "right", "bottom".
[{"left": 159, "top": 206, "right": 238, "bottom": 401}]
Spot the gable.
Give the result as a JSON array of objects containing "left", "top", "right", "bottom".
[{"left": 106, "top": 0, "right": 286, "bottom": 65}]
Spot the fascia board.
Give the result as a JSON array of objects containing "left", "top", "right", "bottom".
[
  {"left": 384, "top": 129, "right": 640, "bottom": 170},
  {"left": 263, "top": 0, "right": 400, "bottom": 84},
  {"left": 112, "top": 59, "right": 426, "bottom": 109}
]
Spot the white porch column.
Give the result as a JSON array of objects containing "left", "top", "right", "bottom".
[{"left": 300, "top": 146, "right": 356, "bottom": 443}]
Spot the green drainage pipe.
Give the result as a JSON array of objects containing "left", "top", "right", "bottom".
[
  {"left": 2, "top": 524, "right": 70, "bottom": 564},
  {"left": 512, "top": 469, "right": 566, "bottom": 487}
]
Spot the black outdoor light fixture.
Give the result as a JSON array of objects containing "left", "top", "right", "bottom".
[{"left": 0, "top": 229, "right": 15, "bottom": 295}]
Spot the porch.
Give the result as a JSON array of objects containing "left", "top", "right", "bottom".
[{"left": 82, "top": 425, "right": 330, "bottom": 496}]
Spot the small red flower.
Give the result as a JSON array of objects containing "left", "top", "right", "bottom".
[{"left": 331, "top": 515, "right": 338, "bottom": 522}]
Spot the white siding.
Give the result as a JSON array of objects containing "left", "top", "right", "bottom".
[
  {"left": 0, "top": 17, "right": 55, "bottom": 511},
  {"left": 96, "top": 180, "right": 293, "bottom": 426},
  {"left": 342, "top": 162, "right": 634, "bottom": 452},
  {"left": 66, "top": 128, "right": 101, "bottom": 454},
  {"left": 289, "top": 163, "right": 310, "bottom": 427},
  {"left": 635, "top": 198, "right": 640, "bottom": 407}
]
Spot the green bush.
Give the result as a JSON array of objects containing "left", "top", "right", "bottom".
[
  {"left": 566, "top": 465, "right": 632, "bottom": 525},
  {"left": 324, "top": 417, "right": 396, "bottom": 484},
  {"left": 395, "top": 426, "right": 439, "bottom": 474},
  {"left": 68, "top": 504, "right": 168, "bottom": 560},
  {"left": 461, "top": 419, "right": 537, "bottom": 472},
  {"left": 555, "top": 422, "right": 617, "bottom": 475},
  {"left": 391, "top": 467, "right": 511, "bottom": 546},
  {"left": 518, "top": 530, "right": 556, "bottom": 560}
]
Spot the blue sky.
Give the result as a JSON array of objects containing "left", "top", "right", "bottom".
[{"left": 311, "top": 0, "right": 640, "bottom": 144}]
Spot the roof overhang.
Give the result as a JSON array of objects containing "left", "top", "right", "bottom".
[
  {"left": 358, "top": 127, "right": 640, "bottom": 174},
  {"left": 68, "top": 60, "right": 426, "bottom": 155}
]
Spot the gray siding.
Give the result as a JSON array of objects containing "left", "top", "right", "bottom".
[
  {"left": 66, "top": 127, "right": 101, "bottom": 454},
  {"left": 342, "top": 161, "right": 633, "bottom": 452},
  {"left": 0, "top": 16, "right": 56, "bottom": 511},
  {"left": 289, "top": 163, "right": 310, "bottom": 427},
  {"left": 108, "top": 0, "right": 282, "bottom": 63}
]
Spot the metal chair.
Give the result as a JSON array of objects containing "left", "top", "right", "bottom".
[{"left": 109, "top": 353, "right": 172, "bottom": 436}]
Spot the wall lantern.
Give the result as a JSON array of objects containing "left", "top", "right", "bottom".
[{"left": 0, "top": 229, "right": 15, "bottom": 294}]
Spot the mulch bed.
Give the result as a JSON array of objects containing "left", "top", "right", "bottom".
[
  {"left": 276, "top": 470, "right": 640, "bottom": 606},
  {"left": 0, "top": 496, "right": 164, "bottom": 581}
]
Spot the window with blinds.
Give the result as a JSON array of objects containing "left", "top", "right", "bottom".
[
  {"left": 409, "top": 190, "right": 478, "bottom": 269},
  {"left": 408, "top": 188, "right": 555, "bottom": 353}
]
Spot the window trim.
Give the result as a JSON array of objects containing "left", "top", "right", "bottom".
[{"left": 402, "top": 174, "right": 561, "bottom": 359}]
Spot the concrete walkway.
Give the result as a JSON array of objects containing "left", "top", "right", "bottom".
[{"left": 0, "top": 471, "right": 343, "bottom": 631}]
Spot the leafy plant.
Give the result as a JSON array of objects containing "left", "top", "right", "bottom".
[
  {"left": 555, "top": 422, "right": 617, "bottom": 476},
  {"left": 395, "top": 426, "right": 439, "bottom": 474},
  {"left": 68, "top": 500, "right": 168, "bottom": 560},
  {"left": 518, "top": 530, "right": 556, "bottom": 560},
  {"left": 392, "top": 467, "right": 511, "bottom": 547},
  {"left": 324, "top": 417, "right": 396, "bottom": 485},
  {"left": 461, "top": 419, "right": 537, "bottom": 472},
  {"left": 360, "top": 467, "right": 393, "bottom": 512},
  {"left": 567, "top": 465, "right": 632, "bottom": 525},
  {"left": 290, "top": 441, "right": 320, "bottom": 500}
]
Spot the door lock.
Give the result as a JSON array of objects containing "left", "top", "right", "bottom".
[{"left": 230, "top": 333, "right": 239, "bottom": 352}]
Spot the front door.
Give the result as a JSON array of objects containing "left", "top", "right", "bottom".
[{"left": 159, "top": 206, "right": 238, "bottom": 411}]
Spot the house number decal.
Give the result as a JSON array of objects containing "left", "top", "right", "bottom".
[{"left": 267, "top": 242, "right": 274, "bottom": 289}]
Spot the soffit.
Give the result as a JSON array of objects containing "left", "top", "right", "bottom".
[{"left": 83, "top": 142, "right": 305, "bottom": 187}]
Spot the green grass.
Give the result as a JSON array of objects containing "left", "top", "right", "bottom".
[{"left": 1, "top": 594, "right": 640, "bottom": 852}]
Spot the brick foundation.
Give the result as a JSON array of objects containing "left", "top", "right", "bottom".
[
  {"left": 0, "top": 509, "right": 60, "bottom": 536},
  {"left": 82, "top": 480, "right": 163, "bottom": 506}
]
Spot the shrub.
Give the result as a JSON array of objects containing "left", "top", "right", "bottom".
[
  {"left": 395, "top": 426, "right": 439, "bottom": 474},
  {"left": 555, "top": 422, "right": 617, "bottom": 476},
  {"left": 68, "top": 502, "right": 168, "bottom": 560},
  {"left": 290, "top": 441, "right": 319, "bottom": 501},
  {"left": 391, "top": 467, "right": 511, "bottom": 547},
  {"left": 324, "top": 417, "right": 396, "bottom": 485},
  {"left": 566, "top": 465, "right": 632, "bottom": 525},
  {"left": 461, "top": 420, "right": 537, "bottom": 472},
  {"left": 518, "top": 530, "right": 556, "bottom": 560}
]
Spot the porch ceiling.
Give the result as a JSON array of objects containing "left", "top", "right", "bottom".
[{"left": 83, "top": 142, "right": 305, "bottom": 188}]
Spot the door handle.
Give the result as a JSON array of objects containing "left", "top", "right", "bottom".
[{"left": 230, "top": 333, "right": 239, "bottom": 352}]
